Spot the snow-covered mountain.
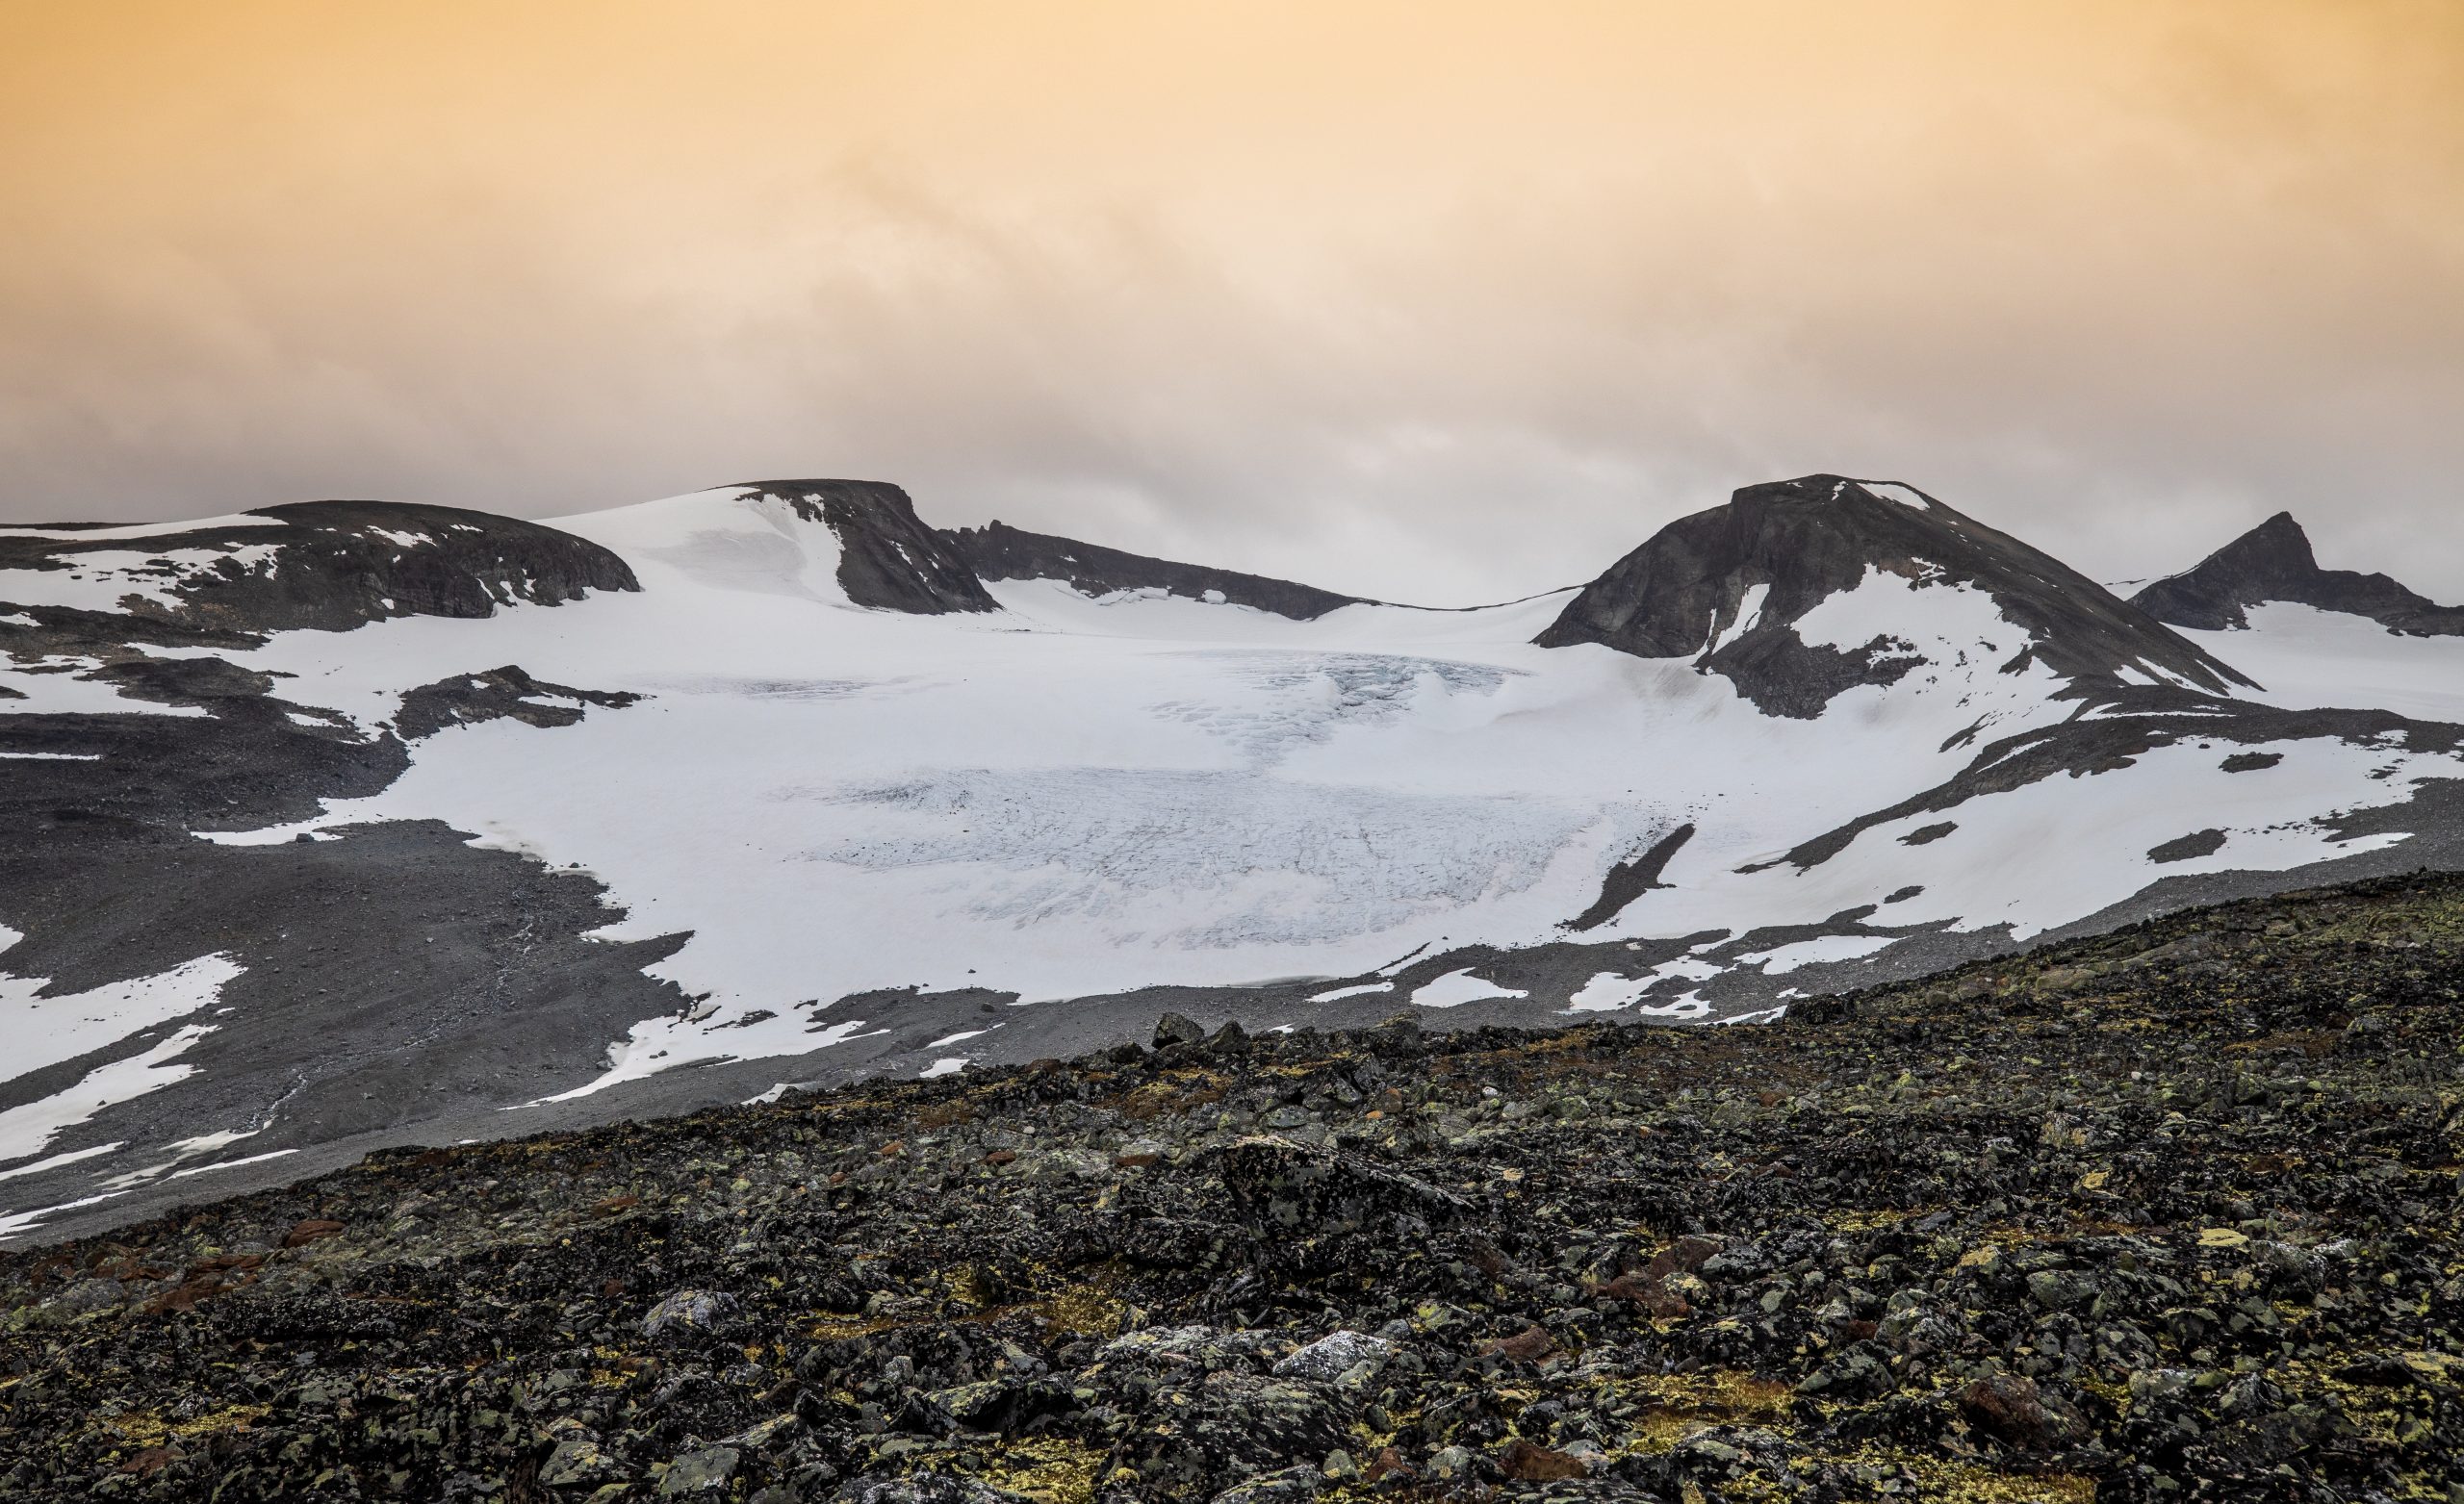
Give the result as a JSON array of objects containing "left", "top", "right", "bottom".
[
  {"left": 7, "top": 474, "right": 2464, "bottom": 1241},
  {"left": 2132, "top": 511, "right": 2464, "bottom": 726}
]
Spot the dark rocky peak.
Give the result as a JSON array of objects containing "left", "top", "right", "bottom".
[
  {"left": 728, "top": 480, "right": 998, "bottom": 615},
  {"left": 939, "top": 519, "right": 1370, "bottom": 621},
  {"left": 2130, "top": 511, "right": 2464, "bottom": 636},
  {"left": 1535, "top": 474, "right": 2252, "bottom": 717},
  {"left": 0, "top": 500, "right": 638, "bottom": 634}
]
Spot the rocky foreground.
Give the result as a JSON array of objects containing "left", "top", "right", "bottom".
[{"left": 6, "top": 877, "right": 2464, "bottom": 1502}]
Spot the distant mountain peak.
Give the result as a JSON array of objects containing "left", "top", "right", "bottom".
[
  {"left": 1535, "top": 474, "right": 2251, "bottom": 716},
  {"left": 2132, "top": 512, "right": 2464, "bottom": 636},
  {"left": 2212, "top": 510, "right": 2320, "bottom": 574}
]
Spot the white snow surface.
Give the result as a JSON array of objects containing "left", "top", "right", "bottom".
[
  {"left": 1308, "top": 981, "right": 1395, "bottom": 1003},
  {"left": 1411, "top": 969, "right": 1530, "bottom": 1008},
  {"left": 1740, "top": 935, "right": 1899, "bottom": 974},
  {"left": 0, "top": 1024, "right": 217, "bottom": 1165},
  {"left": 2184, "top": 602, "right": 2464, "bottom": 724},
  {"left": 1856, "top": 481, "right": 1934, "bottom": 511},
  {"left": 145, "top": 486, "right": 2464, "bottom": 1096},
  {"left": 0, "top": 544, "right": 279, "bottom": 614},
  {"left": 0, "top": 1142, "right": 122, "bottom": 1184},
  {"left": 0, "top": 656, "right": 215, "bottom": 717},
  {"left": 0, "top": 949, "right": 244, "bottom": 1086}
]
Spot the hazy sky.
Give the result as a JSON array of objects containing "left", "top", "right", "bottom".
[{"left": 3, "top": 1, "right": 2458, "bottom": 604}]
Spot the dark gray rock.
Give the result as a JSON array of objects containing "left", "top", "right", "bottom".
[
  {"left": 943, "top": 521, "right": 1365, "bottom": 621},
  {"left": 642, "top": 1289, "right": 735, "bottom": 1340},
  {"left": 1154, "top": 1012, "right": 1207, "bottom": 1048},
  {"left": 1535, "top": 474, "right": 2250, "bottom": 715},
  {"left": 730, "top": 481, "right": 997, "bottom": 615},
  {"left": 836, "top": 1476, "right": 1031, "bottom": 1503},
  {"left": 394, "top": 664, "right": 639, "bottom": 740},
  {"left": 0, "top": 499, "right": 640, "bottom": 631},
  {"left": 2132, "top": 510, "right": 2464, "bottom": 635},
  {"left": 1270, "top": 1330, "right": 1392, "bottom": 1381},
  {"left": 658, "top": 1446, "right": 739, "bottom": 1495}
]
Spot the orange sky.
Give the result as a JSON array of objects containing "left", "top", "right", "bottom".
[{"left": 3, "top": 1, "right": 2459, "bottom": 600}]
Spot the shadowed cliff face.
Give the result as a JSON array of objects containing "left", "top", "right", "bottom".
[
  {"left": 2132, "top": 511, "right": 2464, "bottom": 636},
  {"left": 730, "top": 481, "right": 1001, "bottom": 615},
  {"left": 1534, "top": 475, "right": 2251, "bottom": 718}
]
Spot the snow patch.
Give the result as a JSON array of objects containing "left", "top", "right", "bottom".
[
  {"left": 0, "top": 1190, "right": 133, "bottom": 1242},
  {"left": 0, "top": 1024, "right": 217, "bottom": 1166},
  {"left": 0, "top": 1142, "right": 122, "bottom": 1183},
  {"left": 1739, "top": 935, "right": 1897, "bottom": 974},
  {"left": 167, "top": 1148, "right": 295, "bottom": 1180},
  {"left": 1857, "top": 482, "right": 1932, "bottom": 511},
  {"left": 0, "top": 952, "right": 244, "bottom": 1085},
  {"left": 1411, "top": 969, "right": 1528, "bottom": 1008},
  {"left": 1307, "top": 981, "right": 1394, "bottom": 1003}
]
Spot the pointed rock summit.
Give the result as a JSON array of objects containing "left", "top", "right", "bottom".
[
  {"left": 2130, "top": 511, "right": 2464, "bottom": 635},
  {"left": 1536, "top": 474, "right": 2250, "bottom": 716}
]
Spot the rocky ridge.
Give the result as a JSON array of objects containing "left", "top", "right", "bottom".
[
  {"left": 2131, "top": 512, "right": 2464, "bottom": 637},
  {"left": 941, "top": 522, "right": 1368, "bottom": 622},
  {"left": 4, "top": 873, "right": 2461, "bottom": 1502},
  {"left": 1536, "top": 476, "right": 2252, "bottom": 716},
  {"left": 727, "top": 483, "right": 999, "bottom": 616},
  {"left": 0, "top": 501, "right": 640, "bottom": 634}
]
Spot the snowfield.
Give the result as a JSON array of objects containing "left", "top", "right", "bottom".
[
  {"left": 2183, "top": 601, "right": 2464, "bottom": 724},
  {"left": 141, "top": 485, "right": 2464, "bottom": 1096},
  {"left": 12, "top": 475, "right": 2464, "bottom": 1242}
]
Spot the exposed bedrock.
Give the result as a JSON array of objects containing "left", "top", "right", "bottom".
[
  {"left": 395, "top": 665, "right": 642, "bottom": 740},
  {"left": 1536, "top": 474, "right": 2252, "bottom": 714},
  {"left": 2131, "top": 510, "right": 2464, "bottom": 635},
  {"left": 0, "top": 500, "right": 640, "bottom": 633},
  {"left": 732, "top": 481, "right": 1000, "bottom": 615}
]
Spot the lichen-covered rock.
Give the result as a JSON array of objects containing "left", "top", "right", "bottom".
[
  {"left": 1205, "top": 1465, "right": 1324, "bottom": 1502},
  {"left": 835, "top": 1474, "right": 1033, "bottom": 1503},
  {"left": 6, "top": 872, "right": 2464, "bottom": 1503},
  {"left": 539, "top": 1438, "right": 624, "bottom": 1488},
  {"left": 657, "top": 1444, "right": 739, "bottom": 1494},
  {"left": 641, "top": 1287, "right": 736, "bottom": 1340},
  {"left": 1270, "top": 1330, "right": 1391, "bottom": 1381},
  {"left": 1210, "top": 1135, "right": 1468, "bottom": 1236}
]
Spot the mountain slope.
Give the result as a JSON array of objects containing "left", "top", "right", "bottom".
[
  {"left": 1536, "top": 475, "right": 2252, "bottom": 716},
  {"left": 0, "top": 500, "right": 637, "bottom": 633},
  {"left": 942, "top": 520, "right": 1369, "bottom": 621},
  {"left": 2131, "top": 511, "right": 2464, "bottom": 636},
  {"left": 5, "top": 475, "right": 2464, "bottom": 1244},
  {"left": 6, "top": 872, "right": 2458, "bottom": 1501}
]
